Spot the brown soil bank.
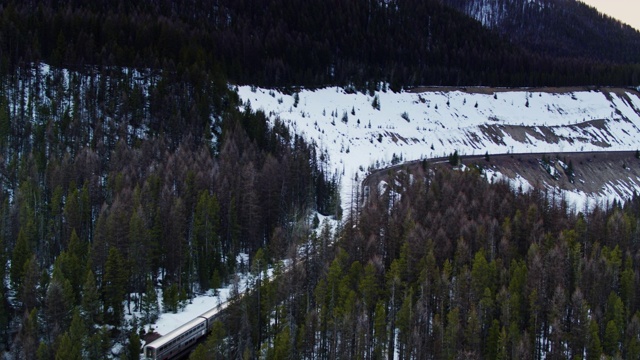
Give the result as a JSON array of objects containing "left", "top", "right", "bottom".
[
  {"left": 462, "top": 151, "right": 640, "bottom": 201},
  {"left": 406, "top": 86, "right": 640, "bottom": 97},
  {"left": 364, "top": 151, "right": 640, "bottom": 205}
]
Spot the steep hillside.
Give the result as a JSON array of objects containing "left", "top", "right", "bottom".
[
  {"left": 366, "top": 151, "right": 640, "bottom": 211},
  {"left": 480, "top": 151, "right": 640, "bottom": 208},
  {"left": 0, "top": 63, "right": 339, "bottom": 357},
  {"left": 442, "top": 0, "right": 640, "bottom": 64},
  {"left": 238, "top": 86, "right": 640, "bottom": 208},
  {"left": 1, "top": 0, "right": 638, "bottom": 87}
]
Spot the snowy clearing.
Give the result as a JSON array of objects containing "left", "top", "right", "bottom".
[{"left": 237, "top": 86, "right": 640, "bottom": 211}]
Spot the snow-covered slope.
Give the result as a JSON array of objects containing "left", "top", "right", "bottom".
[
  {"left": 448, "top": 0, "right": 549, "bottom": 28},
  {"left": 237, "top": 86, "right": 640, "bottom": 210}
]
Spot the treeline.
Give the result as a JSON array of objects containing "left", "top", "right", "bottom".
[
  {"left": 1, "top": 0, "right": 639, "bottom": 88},
  {"left": 0, "top": 63, "right": 339, "bottom": 358},
  {"left": 195, "top": 165, "right": 640, "bottom": 359}
]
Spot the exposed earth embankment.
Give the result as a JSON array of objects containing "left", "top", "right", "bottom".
[{"left": 364, "top": 151, "right": 640, "bottom": 209}]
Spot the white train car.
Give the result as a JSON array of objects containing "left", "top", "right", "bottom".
[
  {"left": 144, "top": 317, "right": 207, "bottom": 360},
  {"left": 143, "top": 299, "right": 236, "bottom": 359},
  {"left": 198, "top": 300, "right": 232, "bottom": 330}
]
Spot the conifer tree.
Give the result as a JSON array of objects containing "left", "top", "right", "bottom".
[
  {"left": 55, "top": 247, "right": 85, "bottom": 304},
  {"left": 397, "top": 289, "right": 414, "bottom": 356},
  {"left": 496, "top": 326, "right": 508, "bottom": 360},
  {"left": 104, "top": 247, "right": 128, "bottom": 326},
  {"left": 620, "top": 256, "right": 635, "bottom": 315},
  {"left": 444, "top": 307, "right": 460, "bottom": 360},
  {"left": 271, "top": 325, "right": 292, "bottom": 360},
  {"left": 471, "top": 250, "right": 491, "bottom": 300},
  {"left": 129, "top": 208, "right": 149, "bottom": 301},
  {"left": 373, "top": 300, "right": 387, "bottom": 359},
  {"left": 17, "top": 255, "right": 41, "bottom": 311},
  {"left": 193, "top": 191, "right": 221, "bottom": 290},
  {"left": 465, "top": 306, "right": 481, "bottom": 355},
  {"left": 163, "top": 283, "right": 180, "bottom": 313},
  {"left": 64, "top": 188, "right": 81, "bottom": 242},
  {"left": 141, "top": 278, "right": 159, "bottom": 326},
  {"left": 372, "top": 95, "right": 380, "bottom": 110},
  {"left": 56, "top": 331, "right": 82, "bottom": 360},
  {"left": 605, "top": 292, "right": 625, "bottom": 341},
  {"left": 15, "top": 308, "right": 39, "bottom": 360},
  {"left": 0, "top": 95, "right": 10, "bottom": 149},
  {"left": 448, "top": 151, "right": 459, "bottom": 166},
  {"left": 36, "top": 342, "right": 51, "bottom": 360},
  {"left": 359, "top": 263, "right": 379, "bottom": 315},
  {"left": 11, "top": 229, "right": 32, "bottom": 290},
  {"left": 190, "top": 345, "right": 207, "bottom": 360},
  {"left": 81, "top": 270, "right": 102, "bottom": 325},
  {"left": 126, "top": 319, "right": 141, "bottom": 360},
  {"left": 69, "top": 307, "right": 86, "bottom": 352},
  {"left": 86, "top": 326, "right": 111, "bottom": 360},
  {"left": 604, "top": 320, "right": 620, "bottom": 356},
  {"left": 587, "top": 319, "right": 603, "bottom": 360},
  {"left": 45, "top": 267, "right": 74, "bottom": 343},
  {"left": 486, "top": 319, "right": 501, "bottom": 360},
  {"left": 508, "top": 260, "right": 527, "bottom": 329},
  {"left": 0, "top": 286, "right": 8, "bottom": 348},
  {"left": 191, "top": 320, "right": 226, "bottom": 359},
  {"left": 626, "top": 313, "right": 640, "bottom": 360},
  {"left": 0, "top": 233, "right": 5, "bottom": 286}
]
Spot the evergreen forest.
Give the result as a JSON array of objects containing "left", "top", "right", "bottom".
[
  {"left": 1, "top": 0, "right": 639, "bottom": 88},
  {"left": 193, "top": 165, "right": 640, "bottom": 359},
  {"left": 0, "top": 0, "right": 639, "bottom": 359},
  {"left": 0, "top": 63, "right": 339, "bottom": 358}
]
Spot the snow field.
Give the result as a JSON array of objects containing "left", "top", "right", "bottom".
[{"left": 237, "top": 86, "right": 640, "bottom": 212}]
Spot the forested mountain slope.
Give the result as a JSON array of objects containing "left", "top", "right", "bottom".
[
  {"left": 196, "top": 84, "right": 640, "bottom": 359},
  {"left": 0, "top": 62, "right": 339, "bottom": 358},
  {"left": 1, "top": 0, "right": 640, "bottom": 359},
  {"left": 190, "top": 149, "right": 640, "bottom": 359},
  {"left": 442, "top": 0, "right": 640, "bottom": 64},
  {"left": 218, "top": 165, "right": 640, "bottom": 359},
  {"left": 1, "top": 0, "right": 639, "bottom": 87}
]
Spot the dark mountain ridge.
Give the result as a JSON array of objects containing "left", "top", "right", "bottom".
[
  {"left": 441, "top": 0, "right": 640, "bottom": 64},
  {"left": 0, "top": 0, "right": 639, "bottom": 87}
]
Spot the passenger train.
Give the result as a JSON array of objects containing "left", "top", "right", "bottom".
[{"left": 144, "top": 302, "right": 230, "bottom": 360}]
